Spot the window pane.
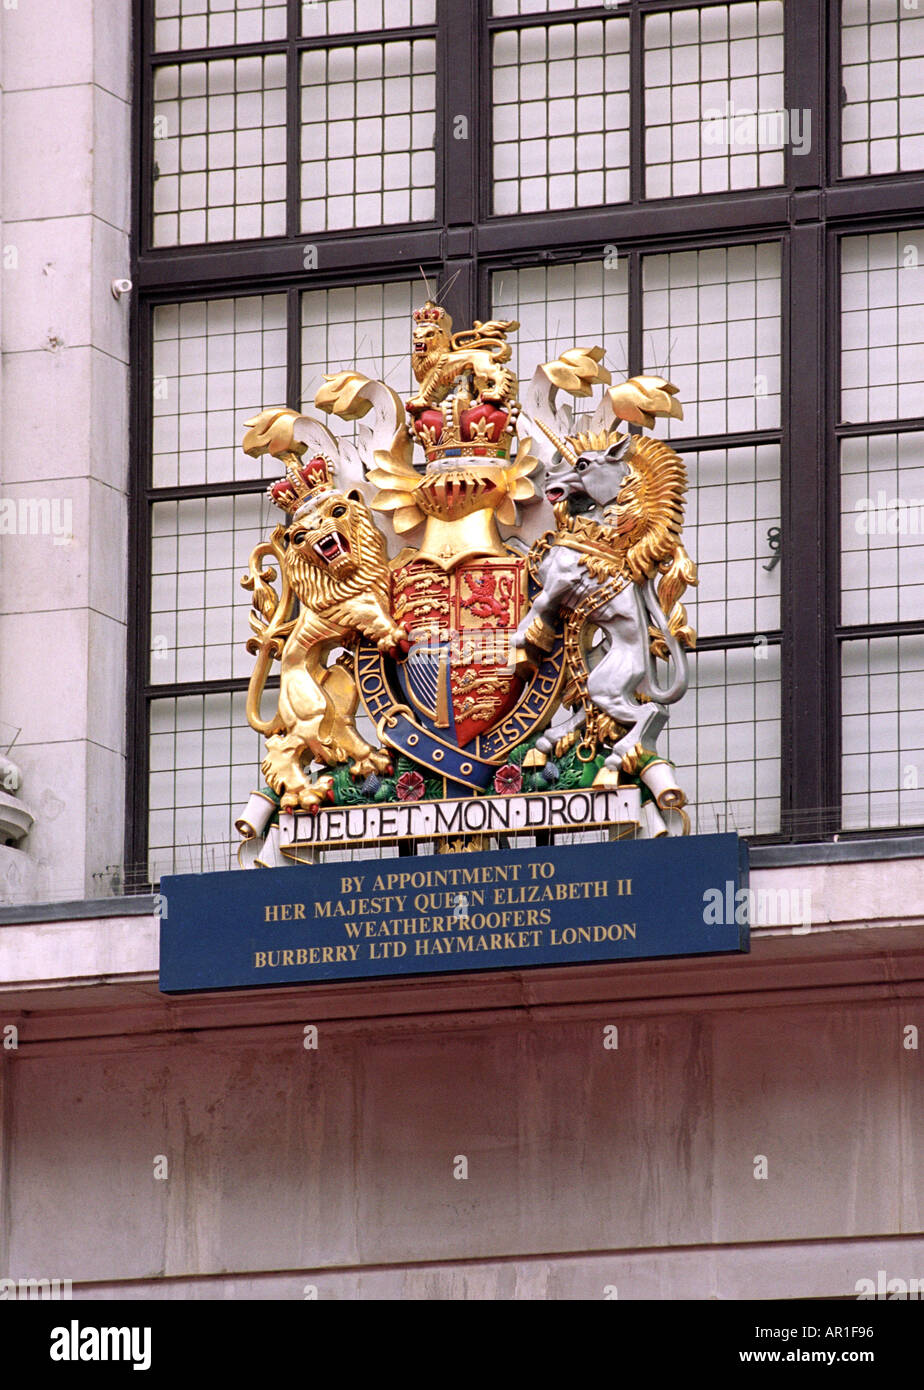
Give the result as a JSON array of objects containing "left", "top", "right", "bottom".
[
  {"left": 681, "top": 444, "right": 781, "bottom": 639},
  {"left": 490, "top": 259, "right": 629, "bottom": 391},
  {"left": 148, "top": 693, "right": 266, "bottom": 882},
  {"left": 152, "top": 294, "right": 287, "bottom": 488},
  {"left": 642, "top": 242, "right": 782, "bottom": 437},
  {"left": 841, "top": 433, "right": 924, "bottom": 626},
  {"left": 662, "top": 645, "right": 782, "bottom": 837},
  {"left": 644, "top": 1, "right": 785, "bottom": 200},
  {"left": 301, "top": 40, "right": 437, "bottom": 232},
  {"left": 492, "top": 0, "right": 601, "bottom": 13},
  {"left": 841, "top": 0, "right": 924, "bottom": 178},
  {"left": 153, "top": 0, "right": 287, "bottom": 51},
  {"left": 842, "top": 635, "right": 924, "bottom": 830},
  {"left": 152, "top": 56, "right": 287, "bottom": 246},
  {"left": 841, "top": 231, "right": 924, "bottom": 424},
  {"left": 150, "top": 494, "right": 273, "bottom": 686},
  {"left": 303, "top": 0, "right": 436, "bottom": 36},
  {"left": 300, "top": 279, "right": 421, "bottom": 431},
  {"left": 492, "top": 18, "right": 630, "bottom": 215}
]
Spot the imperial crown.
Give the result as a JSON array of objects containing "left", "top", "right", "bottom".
[
  {"left": 263, "top": 454, "right": 337, "bottom": 515},
  {"left": 410, "top": 396, "right": 520, "bottom": 467}
]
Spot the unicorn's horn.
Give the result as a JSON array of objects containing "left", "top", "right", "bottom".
[{"left": 535, "top": 418, "right": 580, "bottom": 466}]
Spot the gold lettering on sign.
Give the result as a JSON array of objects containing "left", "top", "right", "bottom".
[
  {"left": 254, "top": 944, "right": 361, "bottom": 967},
  {"left": 264, "top": 903, "right": 307, "bottom": 922},
  {"left": 548, "top": 924, "right": 638, "bottom": 945}
]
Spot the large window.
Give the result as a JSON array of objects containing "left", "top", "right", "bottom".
[{"left": 129, "top": 0, "right": 924, "bottom": 883}]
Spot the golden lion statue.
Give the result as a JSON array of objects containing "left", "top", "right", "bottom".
[
  {"left": 243, "top": 481, "right": 405, "bottom": 811},
  {"left": 405, "top": 300, "right": 519, "bottom": 412}
]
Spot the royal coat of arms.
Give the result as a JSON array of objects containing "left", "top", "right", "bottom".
[{"left": 234, "top": 301, "right": 698, "bottom": 865}]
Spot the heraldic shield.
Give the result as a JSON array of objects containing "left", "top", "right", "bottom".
[
  {"left": 356, "top": 546, "right": 567, "bottom": 796},
  {"left": 392, "top": 556, "right": 527, "bottom": 747}
]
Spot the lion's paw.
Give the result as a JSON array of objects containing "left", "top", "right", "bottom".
[
  {"left": 351, "top": 749, "right": 393, "bottom": 778},
  {"left": 299, "top": 776, "right": 334, "bottom": 810},
  {"left": 280, "top": 777, "right": 334, "bottom": 812},
  {"left": 375, "top": 623, "right": 408, "bottom": 656}
]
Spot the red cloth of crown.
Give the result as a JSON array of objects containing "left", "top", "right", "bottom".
[
  {"left": 410, "top": 404, "right": 509, "bottom": 454},
  {"left": 268, "top": 455, "right": 331, "bottom": 508}
]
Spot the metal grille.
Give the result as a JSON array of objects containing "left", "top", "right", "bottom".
[
  {"left": 842, "top": 636, "right": 924, "bottom": 829},
  {"left": 153, "top": 0, "right": 287, "bottom": 50},
  {"left": 492, "top": 17, "right": 630, "bottom": 215},
  {"left": 300, "top": 39, "right": 437, "bottom": 232},
  {"left": 642, "top": 242, "right": 782, "bottom": 437},
  {"left": 152, "top": 56, "right": 287, "bottom": 245},
  {"left": 644, "top": 2, "right": 786, "bottom": 199},
  {"left": 841, "top": 0, "right": 924, "bottom": 179},
  {"left": 841, "top": 230, "right": 924, "bottom": 424}
]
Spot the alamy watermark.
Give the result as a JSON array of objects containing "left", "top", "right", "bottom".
[
  {"left": 0, "top": 1277, "right": 72, "bottom": 1300},
  {"left": 407, "top": 628, "right": 518, "bottom": 673},
  {"left": 0, "top": 497, "right": 72, "bottom": 545},
  {"left": 701, "top": 100, "right": 812, "bottom": 157},
  {"left": 855, "top": 1270, "right": 924, "bottom": 1300},
  {"left": 703, "top": 881, "right": 813, "bottom": 933},
  {"left": 854, "top": 492, "right": 924, "bottom": 536}
]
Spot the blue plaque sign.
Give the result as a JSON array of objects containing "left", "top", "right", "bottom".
[{"left": 159, "top": 833, "right": 748, "bottom": 994}]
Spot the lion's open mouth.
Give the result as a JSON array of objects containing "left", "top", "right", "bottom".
[{"left": 313, "top": 532, "right": 351, "bottom": 564}]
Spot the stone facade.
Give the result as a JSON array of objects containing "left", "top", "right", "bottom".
[
  {"left": 0, "top": 859, "right": 922, "bottom": 1299},
  {"left": 0, "top": 0, "right": 132, "bottom": 904}
]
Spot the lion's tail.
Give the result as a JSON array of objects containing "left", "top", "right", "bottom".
[{"left": 245, "top": 639, "right": 286, "bottom": 736}]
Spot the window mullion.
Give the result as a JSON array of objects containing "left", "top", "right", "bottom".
[{"left": 781, "top": 222, "right": 835, "bottom": 840}]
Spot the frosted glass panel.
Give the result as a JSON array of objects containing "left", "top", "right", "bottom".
[
  {"left": 681, "top": 444, "right": 781, "bottom": 639},
  {"left": 643, "top": 242, "right": 782, "bottom": 436},
  {"left": 154, "top": 0, "right": 287, "bottom": 51},
  {"left": 148, "top": 694, "right": 265, "bottom": 881},
  {"left": 152, "top": 56, "right": 287, "bottom": 246},
  {"left": 150, "top": 494, "right": 273, "bottom": 686},
  {"left": 644, "top": 2, "right": 786, "bottom": 199},
  {"left": 841, "top": 231, "right": 924, "bottom": 424},
  {"left": 301, "top": 280, "right": 421, "bottom": 430},
  {"left": 492, "top": 18, "right": 630, "bottom": 214},
  {"left": 663, "top": 645, "right": 782, "bottom": 837},
  {"left": 152, "top": 295, "right": 287, "bottom": 488},
  {"left": 491, "top": 259, "right": 629, "bottom": 391},
  {"left": 841, "top": 0, "right": 924, "bottom": 178},
  {"left": 303, "top": 0, "right": 436, "bottom": 35},
  {"left": 842, "top": 636, "right": 924, "bottom": 830},
  {"left": 841, "top": 433, "right": 924, "bottom": 626},
  {"left": 301, "top": 40, "right": 437, "bottom": 232}
]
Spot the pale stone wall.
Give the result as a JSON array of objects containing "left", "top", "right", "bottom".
[
  {"left": 0, "top": 860, "right": 921, "bottom": 1300},
  {"left": 0, "top": 1, "right": 132, "bottom": 903}
]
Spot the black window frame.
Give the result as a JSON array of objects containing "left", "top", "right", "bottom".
[{"left": 127, "top": 0, "right": 924, "bottom": 886}]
